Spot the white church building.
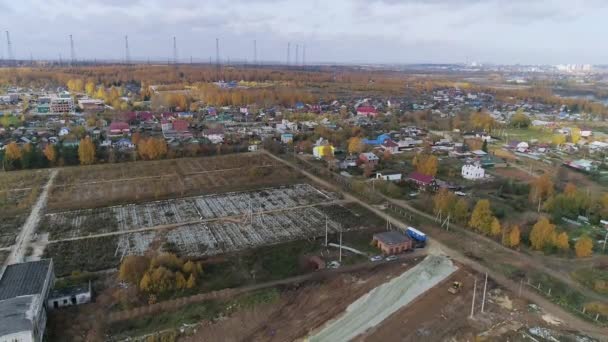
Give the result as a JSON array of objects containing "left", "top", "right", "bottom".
[{"left": 461, "top": 163, "right": 485, "bottom": 180}]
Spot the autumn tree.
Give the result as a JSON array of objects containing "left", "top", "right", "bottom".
[
  {"left": 414, "top": 154, "right": 438, "bottom": 177},
  {"left": 348, "top": 137, "right": 364, "bottom": 155},
  {"left": 564, "top": 182, "right": 577, "bottom": 198},
  {"left": 571, "top": 128, "right": 581, "bottom": 144},
  {"left": 186, "top": 274, "right": 196, "bottom": 289},
  {"left": 490, "top": 217, "right": 502, "bottom": 237},
  {"left": 529, "top": 217, "right": 556, "bottom": 251},
  {"left": 138, "top": 138, "right": 168, "bottom": 160},
  {"left": 78, "top": 137, "right": 96, "bottom": 165},
  {"left": 453, "top": 198, "right": 469, "bottom": 223},
  {"left": 552, "top": 134, "right": 566, "bottom": 146},
  {"left": 554, "top": 232, "right": 570, "bottom": 251},
  {"left": 529, "top": 174, "right": 554, "bottom": 207},
  {"left": 433, "top": 188, "right": 456, "bottom": 217},
  {"left": 5, "top": 142, "right": 22, "bottom": 161},
  {"left": 502, "top": 225, "right": 520, "bottom": 248},
  {"left": 119, "top": 255, "right": 151, "bottom": 285},
  {"left": 510, "top": 110, "right": 531, "bottom": 128},
  {"left": 575, "top": 235, "right": 593, "bottom": 258},
  {"left": 600, "top": 193, "right": 608, "bottom": 219},
  {"left": 43, "top": 144, "right": 57, "bottom": 164},
  {"left": 469, "top": 199, "right": 494, "bottom": 235},
  {"left": 85, "top": 81, "right": 96, "bottom": 96}
]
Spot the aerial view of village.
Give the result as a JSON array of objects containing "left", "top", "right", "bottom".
[{"left": 1, "top": 1, "right": 608, "bottom": 342}]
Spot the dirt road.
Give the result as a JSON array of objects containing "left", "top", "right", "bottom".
[
  {"left": 309, "top": 255, "right": 458, "bottom": 342},
  {"left": 6, "top": 169, "right": 57, "bottom": 265},
  {"left": 263, "top": 151, "right": 608, "bottom": 339}
]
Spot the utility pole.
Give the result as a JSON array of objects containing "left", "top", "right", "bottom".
[
  {"left": 286, "top": 42, "right": 290, "bottom": 65},
  {"left": 481, "top": 272, "right": 488, "bottom": 313},
  {"left": 470, "top": 278, "right": 477, "bottom": 318},
  {"left": 69, "top": 34, "right": 75, "bottom": 67},
  {"left": 172, "top": 36, "right": 178, "bottom": 64},
  {"left": 339, "top": 227, "right": 343, "bottom": 263},
  {"left": 124, "top": 35, "right": 131, "bottom": 65},
  {"left": 325, "top": 215, "right": 328, "bottom": 246}
]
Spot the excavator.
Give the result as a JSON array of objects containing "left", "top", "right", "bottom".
[{"left": 448, "top": 281, "right": 463, "bottom": 294}]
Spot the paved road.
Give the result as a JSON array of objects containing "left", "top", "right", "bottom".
[
  {"left": 6, "top": 169, "right": 57, "bottom": 265},
  {"left": 263, "top": 151, "right": 608, "bottom": 339}
]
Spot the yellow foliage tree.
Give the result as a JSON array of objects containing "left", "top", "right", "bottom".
[
  {"left": 347, "top": 137, "right": 364, "bottom": 154},
  {"left": 571, "top": 128, "right": 581, "bottom": 144},
  {"left": 78, "top": 137, "right": 96, "bottom": 165},
  {"left": 453, "top": 198, "right": 469, "bottom": 223},
  {"left": 564, "top": 182, "right": 577, "bottom": 198},
  {"left": 490, "top": 217, "right": 501, "bottom": 237},
  {"left": 4, "top": 142, "right": 22, "bottom": 161},
  {"left": 186, "top": 274, "right": 196, "bottom": 289},
  {"left": 43, "top": 144, "right": 57, "bottom": 164},
  {"left": 552, "top": 134, "right": 566, "bottom": 146},
  {"left": 529, "top": 217, "right": 556, "bottom": 250},
  {"left": 554, "top": 232, "right": 570, "bottom": 251},
  {"left": 504, "top": 225, "right": 521, "bottom": 248},
  {"left": 433, "top": 188, "right": 456, "bottom": 217},
  {"left": 575, "top": 235, "right": 593, "bottom": 258},
  {"left": 119, "top": 255, "right": 150, "bottom": 285},
  {"left": 85, "top": 81, "right": 96, "bottom": 95},
  {"left": 529, "top": 174, "right": 554, "bottom": 205},
  {"left": 139, "top": 273, "right": 152, "bottom": 292},
  {"left": 175, "top": 271, "right": 187, "bottom": 289},
  {"left": 469, "top": 199, "right": 494, "bottom": 235},
  {"left": 415, "top": 154, "right": 438, "bottom": 177}
]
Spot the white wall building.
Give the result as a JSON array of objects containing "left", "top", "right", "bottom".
[{"left": 462, "top": 164, "right": 485, "bottom": 180}]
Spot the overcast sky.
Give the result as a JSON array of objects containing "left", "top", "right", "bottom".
[{"left": 2, "top": 0, "right": 607, "bottom": 65}]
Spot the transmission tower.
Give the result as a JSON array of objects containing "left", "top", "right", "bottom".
[
  {"left": 69, "top": 34, "right": 75, "bottom": 66},
  {"left": 295, "top": 44, "right": 299, "bottom": 66},
  {"left": 124, "top": 35, "right": 131, "bottom": 65},
  {"left": 286, "top": 42, "right": 290, "bottom": 65},
  {"left": 172, "top": 36, "right": 178, "bottom": 64},
  {"left": 215, "top": 38, "right": 221, "bottom": 78},
  {"left": 5, "top": 31, "right": 13, "bottom": 66},
  {"left": 253, "top": 39, "right": 257, "bottom": 65}
]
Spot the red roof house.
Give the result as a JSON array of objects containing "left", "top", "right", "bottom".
[
  {"left": 408, "top": 172, "right": 437, "bottom": 190},
  {"left": 356, "top": 106, "right": 378, "bottom": 117},
  {"left": 108, "top": 121, "right": 130, "bottom": 135},
  {"left": 172, "top": 119, "right": 189, "bottom": 132}
]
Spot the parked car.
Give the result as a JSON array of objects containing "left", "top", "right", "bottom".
[
  {"left": 370, "top": 255, "right": 383, "bottom": 262},
  {"left": 385, "top": 255, "right": 398, "bottom": 261}
]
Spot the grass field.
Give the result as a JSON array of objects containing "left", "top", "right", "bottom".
[{"left": 47, "top": 153, "right": 302, "bottom": 210}]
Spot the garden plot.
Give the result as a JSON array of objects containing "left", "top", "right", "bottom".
[
  {"left": 116, "top": 205, "right": 347, "bottom": 258},
  {"left": 42, "top": 184, "right": 336, "bottom": 240}
]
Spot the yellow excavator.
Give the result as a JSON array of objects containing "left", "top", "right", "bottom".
[{"left": 448, "top": 281, "right": 463, "bottom": 294}]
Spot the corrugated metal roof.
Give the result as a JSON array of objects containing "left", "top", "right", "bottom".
[{"left": 0, "top": 259, "right": 51, "bottom": 301}]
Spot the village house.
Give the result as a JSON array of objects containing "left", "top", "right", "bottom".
[
  {"left": 356, "top": 105, "right": 378, "bottom": 118},
  {"left": 375, "top": 171, "right": 402, "bottom": 182},
  {"left": 202, "top": 128, "right": 225, "bottom": 144},
  {"left": 381, "top": 139, "right": 399, "bottom": 154},
  {"left": 108, "top": 121, "right": 130, "bottom": 137},
  {"left": 47, "top": 283, "right": 92, "bottom": 310},
  {"left": 408, "top": 172, "right": 437, "bottom": 190},
  {"left": 372, "top": 231, "right": 412, "bottom": 255},
  {"left": 359, "top": 152, "right": 380, "bottom": 167}
]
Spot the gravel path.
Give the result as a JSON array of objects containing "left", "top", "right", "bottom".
[
  {"left": 6, "top": 169, "right": 57, "bottom": 265},
  {"left": 309, "top": 255, "right": 458, "bottom": 342}
]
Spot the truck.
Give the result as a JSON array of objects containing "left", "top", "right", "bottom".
[{"left": 406, "top": 226, "right": 427, "bottom": 248}]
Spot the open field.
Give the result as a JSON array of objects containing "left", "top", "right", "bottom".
[
  {"left": 41, "top": 183, "right": 384, "bottom": 276},
  {"left": 47, "top": 152, "right": 301, "bottom": 210},
  {"left": 41, "top": 184, "right": 336, "bottom": 240}
]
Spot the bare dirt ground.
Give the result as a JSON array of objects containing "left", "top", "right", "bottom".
[
  {"left": 491, "top": 167, "right": 536, "bottom": 183},
  {"left": 181, "top": 261, "right": 421, "bottom": 342},
  {"left": 179, "top": 261, "right": 594, "bottom": 342}
]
